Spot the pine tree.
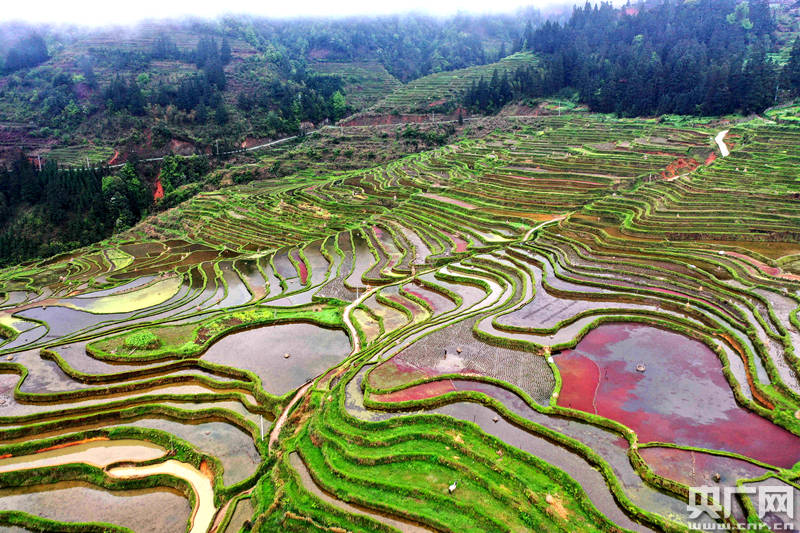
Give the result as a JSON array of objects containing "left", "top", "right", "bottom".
[
  {"left": 522, "top": 21, "right": 534, "bottom": 50},
  {"left": 220, "top": 38, "right": 232, "bottom": 65},
  {"left": 498, "top": 42, "right": 507, "bottom": 61},
  {"left": 784, "top": 37, "right": 800, "bottom": 95}
]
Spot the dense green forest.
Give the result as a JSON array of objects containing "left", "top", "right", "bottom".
[
  {"left": 0, "top": 152, "right": 217, "bottom": 265},
  {"left": 465, "top": 0, "right": 788, "bottom": 115}
]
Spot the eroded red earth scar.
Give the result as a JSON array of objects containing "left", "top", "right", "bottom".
[{"left": 153, "top": 176, "right": 164, "bottom": 200}]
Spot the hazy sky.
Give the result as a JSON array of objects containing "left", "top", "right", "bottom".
[{"left": 1, "top": 0, "right": 600, "bottom": 26}]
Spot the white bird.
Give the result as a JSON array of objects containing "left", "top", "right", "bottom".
[{"left": 448, "top": 481, "right": 457, "bottom": 494}]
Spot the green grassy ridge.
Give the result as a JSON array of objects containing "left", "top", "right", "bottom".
[
  {"left": 295, "top": 391, "right": 621, "bottom": 533},
  {"left": 0, "top": 511, "right": 132, "bottom": 533},
  {"left": 357, "top": 382, "right": 690, "bottom": 533},
  {"left": 86, "top": 303, "right": 344, "bottom": 362},
  {"left": 254, "top": 455, "right": 395, "bottom": 533},
  {"left": 330, "top": 364, "right": 666, "bottom": 532}
]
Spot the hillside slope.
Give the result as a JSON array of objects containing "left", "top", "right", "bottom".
[
  {"left": 368, "top": 51, "right": 540, "bottom": 114},
  {"left": 0, "top": 14, "right": 527, "bottom": 166}
]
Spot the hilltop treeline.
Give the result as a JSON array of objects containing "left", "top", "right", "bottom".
[
  {"left": 0, "top": 12, "right": 531, "bottom": 147},
  {"left": 467, "top": 0, "right": 781, "bottom": 116},
  {"left": 234, "top": 13, "right": 529, "bottom": 82}
]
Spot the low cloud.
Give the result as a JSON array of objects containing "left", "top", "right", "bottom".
[{"left": 1, "top": 0, "right": 626, "bottom": 26}]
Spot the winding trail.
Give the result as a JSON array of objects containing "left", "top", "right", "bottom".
[
  {"left": 715, "top": 130, "right": 730, "bottom": 157},
  {"left": 268, "top": 380, "right": 314, "bottom": 451},
  {"left": 106, "top": 459, "right": 215, "bottom": 533},
  {"left": 268, "top": 282, "right": 390, "bottom": 451},
  {"left": 209, "top": 488, "right": 254, "bottom": 533},
  {"left": 523, "top": 215, "right": 567, "bottom": 241}
]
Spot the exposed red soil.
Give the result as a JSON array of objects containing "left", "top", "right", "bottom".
[
  {"left": 443, "top": 232, "right": 468, "bottom": 253},
  {"left": 705, "top": 152, "right": 717, "bottom": 165},
  {"left": 372, "top": 379, "right": 457, "bottom": 402},
  {"left": 153, "top": 175, "right": 164, "bottom": 201},
  {"left": 108, "top": 149, "right": 121, "bottom": 165},
  {"left": 167, "top": 138, "right": 196, "bottom": 156},
  {"left": 498, "top": 103, "right": 544, "bottom": 117},
  {"left": 660, "top": 157, "right": 699, "bottom": 179},
  {"left": 240, "top": 137, "right": 272, "bottom": 149},
  {"left": 36, "top": 436, "right": 110, "bottom": 453},
  {"left": 291, "top": 249, "right": 308, "bottom": 284}
]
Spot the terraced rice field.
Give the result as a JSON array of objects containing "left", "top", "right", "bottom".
[
  {"left": 0, "top": 112, "right": 799, "bottom": 532},
  {"left": 368, "top": 52, "right": 539, "bottom": 113},
  {"left": 310, "top": 61, "right": 403, "bottom": 108}
]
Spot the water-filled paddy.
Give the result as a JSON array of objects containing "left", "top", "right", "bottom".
[
  {"left": 202, "top": 322, "right": 351, "bottom": 395},
  {"left": 556, "top": 323, "right": 800, "bottom": 467},
  {"left": 639, "top": 446, "right": 770, "bottom": 521},
  {"left": 370, "top": 318, "right": 554, "bottom": 404},
  {"left": 0, "top": 482, "right": 190, "bottom": 533},
  {"left": 105, "top": 418, "right": 260, "bottom": 486},
  {"left": 224, "top": 496, "right": 255, "bottom": 533}
]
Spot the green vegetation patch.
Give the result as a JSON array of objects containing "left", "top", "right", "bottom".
[{"left": 88, "top": 302, "right": 345, "bottom": 361}]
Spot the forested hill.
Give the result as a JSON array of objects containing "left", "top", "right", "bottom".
[
  {"left": 463, "top": 0, "right": 800, "bottom": 116},
  {"left": 528, "top": 0, "right": 780, "bottom": 116},
  {"left": 0, "top": 13, "right": 532, "bottom": 166}
]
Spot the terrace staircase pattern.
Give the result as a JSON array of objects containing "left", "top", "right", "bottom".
[{"left": 0, "top": 114, "right": 798, "bottom": 532}]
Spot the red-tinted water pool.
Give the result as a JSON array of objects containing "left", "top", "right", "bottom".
[{"left": 556, "top": 323, "right": 800, "bottom": 468}]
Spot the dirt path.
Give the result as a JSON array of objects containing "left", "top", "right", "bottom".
[
  {"left": 523, "top": 215, "right": 567, "bottom": 241},
  {"left": 209, "top": 488, "right": 253, "bottom": 533},
  {"left": 342, "top": 285, "right": 384, "bottom": 355},
  {"left": 269, "top": 281, "right": 392, "bottom": 452},
  {"left": 268, "top": 380, "right": 314, "bottom": 451},
  {"left": 715, "top": 130, "right": 730, "bottom": 157},
  {"left": 106, "top": 459, "right": 216, "bottom": 533}
]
